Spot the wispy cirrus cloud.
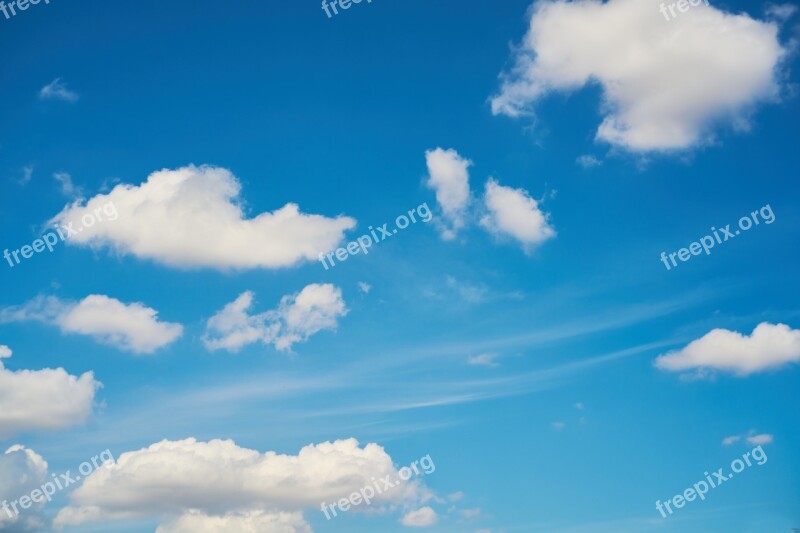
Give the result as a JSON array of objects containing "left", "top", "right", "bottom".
[{"left": 39, "top": 77, "right": 79, "bottom": 102}]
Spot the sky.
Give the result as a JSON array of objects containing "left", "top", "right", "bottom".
[{"left": 1, "top": 0, "right": 799, "bottom": 532}]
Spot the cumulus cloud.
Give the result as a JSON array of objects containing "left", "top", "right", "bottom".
[
  {"left": 479, "top": 178, "right": 555, "bottom": 252},
  {"left": 0, "top": 345, "right": 10, "bottom": 358},
  {"left": 48, "top": 165, "right": 356, "bottom": 270},
  {"left": 491, "top": 0, "right": 788, "bottom": 152},
  {"left": 0, "top": 349, "right": 100, "bottom": 439},
  {"left": 0, "top": 445, "right": 49, "bottom": 532},
  {"left": 400, "top": 507, "right": 438, "bottom": 527},
  {"left": 156, "top": 510, "right": 311, "bottom": 533},
  {"left": 203, "top": 284, "right": 347, "bottom": 352},
  {"left": 425, "top": 148, "right": 472, "bottom": 239},
  {"left": 55, "top": 437, "right": 431, "bottom": 530},
  {"left": 655, "top": 322, "right": 800, "bottom": 376},
  {"left": 38, "top": 78, "right": 79, "bottom": 103},
  {"left": 0, "top": 294, "right": 183, "bottom": 354}
]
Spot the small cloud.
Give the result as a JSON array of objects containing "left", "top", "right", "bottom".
[
  {"left": 576, "top": 155, "right": 602, "bottom": 168},
  {"left": 39, "top": 78, "right": 79, "bottom": 103},
  {"left": 459, "top": 508, "right": 481, "bottom": 520},
  {"left": 479, "top": 178, "right": 555, "bottom": 253},
  {"left": 722, "top": 431, "right": 774, "bottom": 446},
  {"left": 765, "top": 3, "right": 798, "bottom": 21},
  {"left": 401, "top": 507, "right": 438, "bottom": 527},
  {"left": 746, "top": 433, "right": 774, "bottom": 446},
  {"left": 0, "top": 345, "right": 11, "bottom": 358},
  {"left": 468, "top": 353, "right": 499, "bottom": 367},
  {"left": 446, "top": 276, "right": 489, "bottom": 303},
  {"left": 655, "top": 323, "right": 800, "bottom": 377},
  {"left": 19, "top": 165, "right": 33, "bottom": 186},
  {"left": 203, "top": 284, "right": 347, "bottom": 353},
  {"left": 358, "top": 282, "right": 372, "bottom": 294},
  {"left": 53, "top": 171, "right": 82, "bottom": 198},
  {"left": 425, "top": 147, "right": 472, "bottom": 239},
  {"left": 722, "top": 435, "right": 742, "bottom": 446},
  {"left": 448, "top": 492, "right": 464, "bottom": 503},
  {"left": 551, "top": 421, "right": 565, "bottom": 430},
  {"left": 575, "top": 402, "right": 584, "bottom": 410}
]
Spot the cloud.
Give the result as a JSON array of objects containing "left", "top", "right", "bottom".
[
  {"left": 425, "top": 148, "right": 472, "bottom": 239},
  {"left": 55, "top": 437, "right": 431, "bottom": 530},
  {"left": 53, "top": 172, "right": 82, "bottom": 198},
  {"left": 576, "top": 155, "right": 602, "bottom": 168},
  {"left": 747, "top": 433, "right": 774, "bottom": 445},
  {"left": 401, "top": 507, "right": 438, "bottom": 527},
  {"left": 48, "top": 165, "right": 356, "bottom": 270},
  {"left": 0, "top": 445, "right": 49, "bottom": 532},
  {"left": 479, "top": 178, "right": 555, "bottom": 252},
  {"left": 38, "top": 78, "right": 79, "bottom": 102},
  {"left": 722, "top": 435, "right": 742, "bottom": 446},
  {"left": 575, "top": 402, "right": 584, "bottom": 410},
  {"left": 18, "top": 166, "right": 33, "bottom": 186},
  {"left": 551, "top": 421, "right": 565, "bottom": 430},
  {"left": 156, "top": 510, "right": 311, "bottom": 533},
  {"left": 0, "top": 345, "right": 10, "bottom": 359},
  {"left": 203, "top": 284, "right": 347, "bottom": 352},
  {"left": 467, "top": 353, "right": 500, "bottom": 367},
  {"left": 765, "top": 3, "right": 798, "bottom": 22},
  {"left": 722, "top": 431, "right": 774, "bottom": 446},
  {"left": 491, "top": 0, "right": 788, "bottom": 152},
  {"left": 358, "top": 282, "right": 372, "bottom": 294},
  {"left": 0, "top": 294, "right": 183, "bottom": 354},
  {"left": 459, "top": 508, "right": 481, "bottom": 519},
  {"left": 655, "top": 322, "right": 800, "bottom": 376},
  {"left": 0, "top": 349, "right": 100, "bottom": 439}
]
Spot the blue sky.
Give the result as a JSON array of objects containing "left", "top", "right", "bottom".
[{"left": 1, "top": 0, "right": 799, "bottom": 532}]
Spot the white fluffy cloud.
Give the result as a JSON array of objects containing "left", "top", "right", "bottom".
[
  {"left": 156, "top": 510, "right": 312, "bottom": 533},
  {"left": 0, "top": 445, "right": 49, "bottom": 532},
  {"left": 423, "top": 149, "right": 555, "bottom": 252},
  {"left": 480, "top": 178, "right": 555, "bottom": 252},
  {"left": 655, "top": 322, "right": 800, "bottom": 376},
  {"left": 48, "top": 165, "right": 356, "bottom": 270},
  {"left": 491, "top": 0, "right": 788, "bottom": 152},
  {"left": 425, "top": 148, "right": 472, "bottom": 239},
  {"left": 0, "top": 295, "right": 183, "bottom": 354},
  {"left": 400, "top": 506, "right": 438, "bottom": 527},
  {"left": 203, "top": 284, "right": 347, "bottom": 352},
  {"left": 0, "top": 350, "right": 99, "bottom": 439},
  {"left": 55, "top": 437, "right": 429, "bottom": 530}
]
